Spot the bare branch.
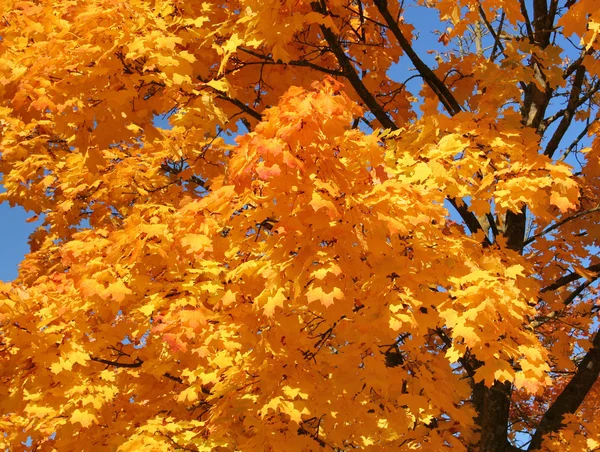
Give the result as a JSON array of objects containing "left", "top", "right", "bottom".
[
  {"left": 525, "top": 205, "right": 600, "bottom": 246},
  {"left": 531, "top": 275, "right": 599, "bottom": 329},
  {"left": 561, "top": 121, "right": 591, "bottom": 161},
  {"left": 544, "top": 79, "right": 600, "bottom": 127},
  {"left": 518, "top": 0, "right": 535, "bottom": 43},
  {"left": 477, "top": 2, "right": 505, "bottom": 60},
  {"left": 447, "top": 197, "right": 493, "bottom": 246}
]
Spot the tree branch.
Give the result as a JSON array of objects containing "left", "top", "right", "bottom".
[
  {"left": 214, "top": 94, "right": 263, "bottom": 122},
  {"left": 447, "top": 197, "right": 492, "bottom": 246},
  {"left": 542, "top": 263, "right": 600, "bottom": 293},
  {"left": 524, "top": 205, "right": 600, "bottom": 246},
  {"left": 532, "top": 0, "right": 551, "bottom": 47},
  {"left": 477, "top": 2, "right": 505, "bottom": 61},
  {"left": 544, "top": 78, "right": 600, "bottom": 127},
  {"left": 528, "top": 330, "right": 600, "bottom": 450},
  {"left": 518, "top": 0, "right": 535, "bottom": 43},
  {"left": 90, "top": 355, "right": 185, "bottom": 384},
  {"left": 310, "top": 0, "right": 397, "bottom": 129},
  {"left": 90, "top": 355, "right": 143, "bottom": 368},
  {"left": 237, "top": 47, "right": 345, "bottom": 76},
  {"left": 563, "top": 47, "right": 595, "bottom": 79},
  {"left": 373, "top": 0, "right": 462, "bottom": 116},
  {"left": 531, "top": 275, "right": 599, "bottom": 329},
  {"left": 543, "top": 66, "right": 586, "bottom": 158},
  {"left": 561, "top": 121, "right": 591, "bottom": 161}
]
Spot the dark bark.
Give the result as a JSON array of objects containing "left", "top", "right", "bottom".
[
  {"left": 472, "top": 380, "right": 514, "bottom": 452},
  {"left": 504, "top": 208, "right": 527, "bottom": 252}
]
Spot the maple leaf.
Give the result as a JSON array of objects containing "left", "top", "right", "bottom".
[
  {"left": 309, "top": 192, "right": 339, "bottom": 219},
  {"left": 103, "top": 279, "right": 133, "bottom": 302},
  {"left": 181, "top": 234, "right": 213, "bottom": 254},
  {"left": 70, "top": 409, "right": 98, "bottom": 429},
  {"left": 263, "top": 288, "right": 287, "bottom": 317},
  {"left": 306, "top": 286, "right": 344, "bottom": 307},
  {"left": 177, "top": 387, "right": 198, "bottom": 404}
]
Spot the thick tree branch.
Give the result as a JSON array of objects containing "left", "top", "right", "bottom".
[
  {"left": 543, "top": 66, "right": 586, "bottom": 158},
  {"left": 546, "top": 0, "right": 559, "bottom": 42},
  {"left": 518, "top": 0, "right": 535, "bottom": 43},
  {"left": 448, "top": 198, "right": 493, "bottom": 246},
  {"left": 504, "top": 208, "right": 527, "bottom": 252},
  {"left": 542, "top": 263, "right": 600, "bottom": 293},
  {"left": 560, "top": 276, "right": 599, "bottom": 307},
  {"left": 532, "top": 0, "right": 551, "bottom": 47},
  {"left": 563, "top": 47, "right": 596, "bottom": 79},
  {"left": 528, "top": 330, "right": 600, "bottom": 450},
  {"left": 544, "top": 78, "right": 600, "bottom": 127},
  {"left": 473, "top": 380, "right": 514, "bottom": 452},
  {"left": 310, "top": 0, "right": 397, "bottom": 130},
  {"left": 373, "top": 0, "right": 462, "bottom": 116}
]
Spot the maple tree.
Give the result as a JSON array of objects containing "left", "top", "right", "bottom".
[{"left": 1, "top": 0, "right": 600, "bottom": 450}]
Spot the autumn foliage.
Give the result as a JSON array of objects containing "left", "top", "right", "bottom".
[{"left": 1, "top": 0, "right": 600, "bottom": 450}]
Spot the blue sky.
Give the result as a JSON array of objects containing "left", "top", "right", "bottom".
[{"left": 0, "top": 201, "right": 39, "bottom": 281}]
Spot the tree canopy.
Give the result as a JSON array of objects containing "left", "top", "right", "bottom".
[{"left": 1, "top": 0, "right": 600, "bottom": 450}]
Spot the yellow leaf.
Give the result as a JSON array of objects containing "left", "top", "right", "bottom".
[
  {"left": 181, "top": 234, "right": 213, "bottom": 254},
  {"left": 221, "top": 290, "right": 236, "bottom": 306},
  {"left": 550, "top": 192, "right": 575, "bottom": 212},
  {"left": 263, "top": 288, "right": 286, "bottom": 317},
  {"left": 177, "top": 387, "right": 198, "bottom": 403},
  {"left": 306, "top": 286, "right": 344, "bottom": 307},
  {"left": 218, "top": 33, "right": 243, "bottom": 73},
  {"left": 412, "top": 162, "right": 432, "bottom": 182},
  {"left": 100, "top": 370, "right": 116, "bottom": 382},
  {"left": 172, "top": 73, "right": 191, "bottom": 85},
  {"left": 70, "top": 409, "right": 98, "bottom": 428},
  {"left": 25, "top": 405, "right": 56, "bottom": 418},
  {"left": 505, "top": 265, "right": 524, "bottom": 279},
  {"left": 205, "top": 79, "right": 230, "bottom": 93},
  {"left": 309, "top": 192, "right": 339, "bottom": 219},
  {"left": 104, "top": 280, "right": 133, "bottom": 302}
]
